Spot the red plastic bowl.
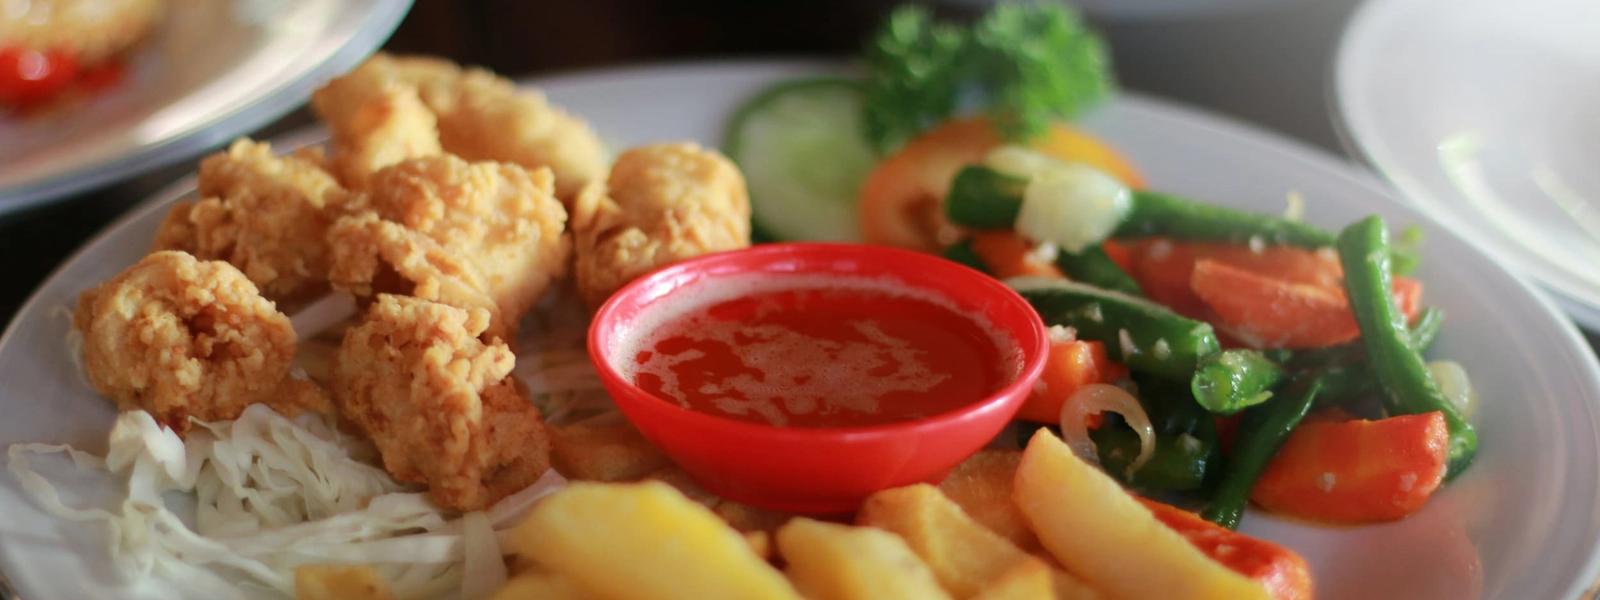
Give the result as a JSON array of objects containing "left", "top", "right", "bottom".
[{"left": 588, "top": 243, "right": 1050, "bottom": 514}]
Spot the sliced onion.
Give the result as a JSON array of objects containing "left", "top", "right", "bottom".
[
  {"left": 1059, "top": 383, "right": 1156, "bottom": 479},
  {"left": 1429, "top": 360, "right": 1477, "bottom": 420}
]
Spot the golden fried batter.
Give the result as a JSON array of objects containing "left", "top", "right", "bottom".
[
  {"left": 571, "top": 143, "right": 751, "bottom": 308},
  {"left": 152, "top": 139, "right": 351, "bottom": 308},
  {"left": 315, "top": 53, "right": 606, "bottom": 201},
  {"left": 310, "top": 74, "right": 444, "bottom": 189},
  {"left": 332, "top": 295, "right": 551, "bottom": 512},
  {"left": 0, "top": 0, "right": 164, "bottom": 65},
  {"left": 73, "top": 251, "right": 328, "bottom": 436},
  {"left": 327, "top": 155, "right": 570, "bottom": 337}
]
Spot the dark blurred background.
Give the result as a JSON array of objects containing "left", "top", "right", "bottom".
[{"left": 6, "top": 0, "right": 1592, "bottom": 346}]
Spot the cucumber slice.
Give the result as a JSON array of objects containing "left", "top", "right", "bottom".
[{"left": 724, "top": 78, "right": 876, "bottom": 242}]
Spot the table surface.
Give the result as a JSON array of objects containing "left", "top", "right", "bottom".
[{"left": 2, "top": 0, "right": 1596, "bottom": 347}]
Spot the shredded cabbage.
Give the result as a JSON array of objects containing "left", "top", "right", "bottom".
[{"left": 7, "top": 405, "right": 566, "bottom": 599}]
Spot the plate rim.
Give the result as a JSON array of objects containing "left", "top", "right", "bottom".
[
  {"left": 1329, "top": 0, "right": 1600, "bottom": 331},
  {"left": 0, "top": 0, "right": 415, "bottom": 215},
  {"left": 4, "top": 57, "right": 1600, "bottom": 598}
]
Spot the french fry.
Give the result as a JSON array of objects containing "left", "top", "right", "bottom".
[
  {"left": 856, "top": 484, "right": 1093, "bottom": 599},
  {"left": 1014, "top": 430, "right": 1269, "bottom": 600},
  {"left": 490, "top": 572, "right": 592, "bottom": 600},
  {"left": 938, "top": 449, "right": 1039, "bottom": 551},
  {"left": 647, "top": 466, "right": 794, "bottom": 533},
  {"left": 777, "top": 518, "right": 952, "bottom": 600},
  {"left": 293, "top": 565, "right": 395, "bottom": 600},
  {"left": 549, "top": 415, "right": 671, "bottom": 481},
  {"left": 970, "top": 559, "right": 1055, "bottom": 600},
  {"left": 507, "top": 480, "right": 801, "bottom": 600},
  {"left": 745, "top": 530, "right": 772, "bottom": 560}
]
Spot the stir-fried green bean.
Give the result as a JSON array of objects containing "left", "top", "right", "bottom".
[
  {"left": 1013, "top": 279, "right": 1220, "bottom": 381},
  {"left": 1337, "top": 216, "right": 1476, "bottom": 478},
  {"left": 1201, "top": 376, "right": 1324, "bottom": 529},
  {"left": 945, "top": 166, "right": 1026, "bottom": 228},
  {"left": 1117, "top": 191, "right": 1336, "bottom": 248},
  {"left": 1191, "top": 350, "right": 1284, "bottom": 415},
  {"left": 940, "top": 238, "right": 989, "bottom": 273},
  {"left": 1055, "top": 246, "right": 1143, "bottom": 295}
]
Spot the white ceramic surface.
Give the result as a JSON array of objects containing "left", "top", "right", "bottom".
[
  {"left": 2, "top": 60, "right": 1599, "bottom": 599},
  {"left": 0, "top": 0, "right": 411, "bottom": 214},
  {"left": 1334, "top": 0, "right": 1600, "bottom": 330}
]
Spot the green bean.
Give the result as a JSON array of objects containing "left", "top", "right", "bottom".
[
  {"left": 1014, "top": 279, "right": 1220, "bottom": 381},
  {"left": 940, "top": 238, "right": 989, "bottom": 273},
  {"left": 1191, "top": 350, "right": 1284, "bottom": 415},
  {"left": 1117, "top": 191, "right": 1337, "bottom": 248},
  {"left": 1287, "top": 307, "right": 1445, "bottom": 370},
  {"left": 1055, "top": 246, "right": 1143, "bottom": 295},
  {"left": 1337, "top": 216, "right": 1476, "bottom": 477},
  {"left": 944, "top": 166, "right": 1026, "bottom": 228},
  {"left": 1094, "top": 424, "right": 1219, "bottom": 492},
  {"left": 1202, "top": 376, "right": 1324, "bottom": 529}
]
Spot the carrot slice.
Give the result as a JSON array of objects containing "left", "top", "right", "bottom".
[
  {"left": 1016, "top": 339, "right": 1126, "bottom": 424},
  {"left": 1140, "top": 499, "right": 1314, "bottom": 600},
  {"left": 1189, "top": 259, "right": 1422, "bottom": 349},
  {"left": 1251, "top": 412, "right": 1449, "bottom": 524},
  {"left": 968, "top": 231, "right": 1063, "bottom": 280}
]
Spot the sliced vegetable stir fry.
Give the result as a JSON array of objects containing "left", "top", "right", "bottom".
[{"left": 724, "top": 0, "right": 1478, "bottom": 537}]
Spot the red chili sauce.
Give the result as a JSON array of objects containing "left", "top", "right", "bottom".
[{"left": 624, "top": 278, "right": 1017, "bottom": 428}]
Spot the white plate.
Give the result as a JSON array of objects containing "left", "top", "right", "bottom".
[
  {"left": 3, "top": 60, "right": 1600, "bottom": 599},
  {"left": 0, "top": 0, "right": 411, "bottom": 214},
  {"left": 1333, "top": 0, "right": 1600, "bottom": 330}
]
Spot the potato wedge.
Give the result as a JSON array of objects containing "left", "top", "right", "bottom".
[
  {"left": 508, "top": 480, "right": 800, "bottom": 600},
  {"left": 971, "top": 559, "right": 1054, "bottom": 600},
  {"left": 857, "top": 484, "right": 1093, "bottom": 599},
  {"left": 1014, "top": 430, "right": 1269, "bottom": 600},
  {"left": 549, "top": 415, "right": 671, "bottom": 481},
  {"left": 491, "top": 572, "right": 593, "bottom": 600},
  {"left": 777, "top": 517, "right": 953, "bottom": 600},
  {"left": 939, "top": 449, "right": 1039, "bottom": 551},
  {"left": 294, "top": 565, "right": 394, "bottom": 600},
  {"left": 647, "top": 466, "right": 794, "bottom": 533}
]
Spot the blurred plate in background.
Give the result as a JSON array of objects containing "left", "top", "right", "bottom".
[
  {"left": 1334, "top": 0, "right": 1600, "bottom": 329},
  {"left": 0, "top": 0, "right": 411, "bottom": 215}
]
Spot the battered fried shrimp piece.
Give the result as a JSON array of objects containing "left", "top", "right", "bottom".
[
  {"left": 333, "top": 295, "right": 552, "bottom": 511},
  {"left": 310, "top": 72, "right": 444, "bottom": 189},
  {"left": 73, "top": 251, "right": 329, "bottom": 436},
  {"left": 571, "top": 143, "right": 751, "bottom": 308},
  {"left": 327, "top": 156, "right": 570, "bottom": 336},
  {"left": 152, "top": 139, "right": 350, "bottom": 307},
  {"left": 326, "top": 54, "right": 606, "bottom": 201},
  {"left": 0, "top": 0, "right": 164, "bottom": 66}
]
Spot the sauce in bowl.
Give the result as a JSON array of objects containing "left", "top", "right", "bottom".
[{"left": 618, "top": 275, "right": 1020, "bottom": 428}]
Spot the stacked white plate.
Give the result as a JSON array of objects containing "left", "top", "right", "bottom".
[
  {"left": 1335, "top": 0, "right": 1600, "bottom": 330},
  {"left": 0, "top": 0, "right": 411, "bottom": 214}
]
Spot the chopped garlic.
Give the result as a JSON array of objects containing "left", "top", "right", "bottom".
[
  {"left": 1248, "top": 235, "right": 1266, "bottom": 253},
  {"left": 1152, "top": 338, "right": 1171, "bottom": 361},
  {"left": 1026, "top": 241, "right": 1061, "bottom": 264},
  {"left": 1047, "top": 325, "right": 1078, "bottom": 344},
  {"left": 1399, "top": 472, "right": 1418, "bottom": 492},
  {"left": 1317, "top": 472, "right": 1337, "bottom": 492},
  {"left": 1118, "top": 329, "right": 1138, "bottom": 360},
  {"left": 1284, "top": 190, "right": 1306, "bottom": 221}
]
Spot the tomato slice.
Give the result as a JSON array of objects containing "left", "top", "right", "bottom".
[{"left": 0, "top": 47, "right": 80, "bottom": 109}]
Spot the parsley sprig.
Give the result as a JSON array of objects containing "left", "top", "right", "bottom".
[{"left": 863, "top": 3, "right": 1114, "bottom": 154}]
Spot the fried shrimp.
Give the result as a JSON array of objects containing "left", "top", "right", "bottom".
[
  {"left": 152, "top": 139, "right": 351, "bottom": 308},
  {"left": 327, "top": 155, "right": 570, "bottom": 337},
  {"left": 332, "top": 295, "right": 552, "bottom": 512},
  {"left": 73, "top": 251, "right": 328, "bottom": 436},
  {"left": 310, "top": 73, "right": 445, "bottom": 189},
  {"left": 313, "top": 53, "right": 606, "bottom": 202},
  {"left": 571, "top": 142, "right": 752, "bottom": 308}
]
